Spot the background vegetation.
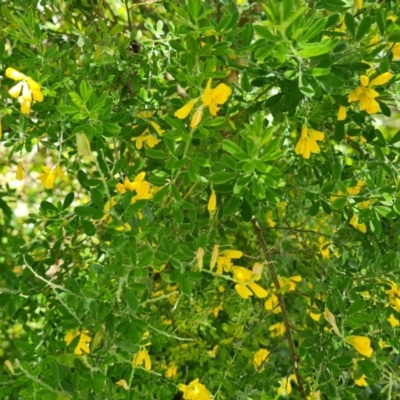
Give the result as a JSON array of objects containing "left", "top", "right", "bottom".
[{"left": 1, "top": 0, "right": 400, "bottom": 399}]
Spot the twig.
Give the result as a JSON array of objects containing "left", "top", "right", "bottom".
[
  {"left": 147, "top": 324, "right": 194, "bottom": 342},
  {"left": 141, "top": 291, "right": 179, "bottom": 305},
  {"left": 51, "top": 288, "right": 82, "bottom": 324},
  {"left": 264, "top": 226, "right": 333, "bottom": 238},
  {"left": 251, "top": 217, "right": 307, "bottom": 399},
  {"left": 124, "top": 0, "right": 132, "bottom": 31},
  {"left": 23, "top": 256, "right": 74, "bottom": 295},
  {"left": 15, "top": 359, "right": 71, "bottom": 398}
]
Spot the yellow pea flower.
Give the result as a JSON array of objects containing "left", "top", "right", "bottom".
[
  {"left": 295, "top": 125, "right": 324, "bottom": 159},
  {"left": 16, "top": 162, "right": 24, "bottom": 181},
  {"left": 165, "top": 362, "right": 178, "bottom": 378},
  {"left": 232, "top": 266, "right": 268, "bottom": 299},
  {"left": 346, "top": 335, "right": 373, "bottom": 357},
  {"left": 269, "top": 322, "right": 286, "bottom": 337},
  {"left": 190, "top": 108, "right": 203, "bottom": 128},
  {"left": 132, "top": 348, "right": 151, "bottom": 370},
  {"left": 178, "top": 378, "right": 211, "bottom": 400},
  {"left": 6, "top": 68, "right": 44, "bottom": 114},
  {"left": 207, "top": 189, "right": 217, "bottom": 212},
  {"left": 337, "top": 106, "right": 347, "bottom": 121},
  {"left": 388, "top": 313, "right": 400, "bottom": 327},
  {"left": 65, "top": 329, "right": 91, "bottom": 355},
  {"left": 174, "top": 99, "right": 197, "bottom": 119},
  {"left": 116, "top": 379, "right": 129, "bottom": 390},
  {"left": 254, "top": 348, "right": 270, "bottom": 371},
  {"left": 350, "top": 215, "right": 367, "bottom": 233},
  {"left": 348, "top": 73, "right": 392, "bottom": 115},
  {"left": 174, "top": 79, "right": 232, "bottom": 127}
]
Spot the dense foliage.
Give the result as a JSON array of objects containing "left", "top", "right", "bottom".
[{"left": 2, "top": 0, "right": 400, "bottom": 399}]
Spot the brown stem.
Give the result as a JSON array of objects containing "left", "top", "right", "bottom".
[{"left": 251, "top": 217, "right": 307, "bottom": 399}]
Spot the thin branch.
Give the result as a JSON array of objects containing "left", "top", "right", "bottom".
[
  {"left": 147, "top": 324, "right": 194, "bottom": 342},
  {"left": 124, "top": 0, "right": 132, "bottom": 31},
  {"left": 15, "top": 359, "right": 71, "bottom": 398},
  {"left": 51, "top": 288, "right": 82, "bottom": 324},
  {"left": 252, "top": 217, "right": 307, "bottom": 399},
  {"left": 23, "top": 256, "right": 74, "bottom": 295},
  {"left": 141, "top": 291, "right": 179, "bottom": 306},
  {"left": 264, "top": 226, "right": 334, "bottom": 238}
]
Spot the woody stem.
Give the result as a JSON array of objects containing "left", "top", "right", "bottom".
[{"left": 251, "top": 217, "right": 306, "bottom": 400}]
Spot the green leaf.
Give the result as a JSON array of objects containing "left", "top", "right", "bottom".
[
  {"left": 126, "top": 290, "right": 139, "bottom": 312},
  {"left": 300, "top": 18, "right": 327, "bottom": 42},
  {"left": 332, "top": 197, "right": 347, "bottom": 209},
  {"left": 376, "top": 9, "right": 386, "bottom": 35},
  {"left": 344, "top": 13, "right": 355, "bottom": 37},
  {"left": 75, "top": 206, "right": 104, "bottom": 219},
  {"left": 180, "top": 274, "right": 192, "bottom": 295},
  {"left": 356, "top": 16, "right": 373, "bottom": 41},
  {"left": 82, "top": 220, "right": 96, "bottom": 236},
  {"left": 370, "top": 209, "right": 382, "bottom": 236},
  {"left": 208, "top": 171, "right": 238, "bottom": 184},
  {"left": 298, "top": 39, "right": 338, "bottom": 57},
  {"left": 316, "top": 74, "right": 344, "bottom": 88},
  {"left": 347, "top": 299, "right": 366, "bottom": 315},
  {"left": 62, "top": 192, "right": 75, "bottom": 210},
  {"left": 222, "top": 140, "right": 249, "bottom": 161},
  {"left": 254, "top": 25, "right": 275, "bottom": 41}
]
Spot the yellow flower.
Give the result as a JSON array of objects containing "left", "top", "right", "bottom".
[
  {"left": 266, "top": 210, "right": 276, "bottom": 227},
  {"left": 16, "top": 162, "right": 24, "bottom": 181},
  {"left": 355, "top": 0, "right": 362, "bottom": 9},
  {"left": 295, "top": 125, "right": 324, "bottom": 159},
  {"left": 254, "top": 348, "right": 270, "bottom": 371},
  {"left": 178, "top": 378, "right": 212, "bottom": 400},
  {"left": 231, "top": 266, "right": 268, "bottom": 299},
  {"left": 38, "top": 165, "right": 64, "bottom": 189},
  {"left": 347, "top": 179, "right": 365, "bottom": 195},
  {"left": 214, "top": 249, "right": 242, "bottom": 274},
  {"left": 132, "top": 348, "right": 151, "bottom": 370},
  {"left": 190, "top": 108, "right": 203, "bottom": 128},
  {"left": 386, "top": 283, "right": 400, "bottom": 312},
  {"left": 211, "top": 303, "right": 223, "bottom": 318},
  {"left": 207, "top": 189, "right": 217, "bottom": 212},
  {"left": 166, "top": 362, "right": 178, "bottom": 378},
  {"left": 309, "top": 304, "right": 321, "bottom": 321},
  {"left": 358, "top": 200, "right": 371, "bottom": 210},
  {"left": 350, "top": 215, "right": 367, "bottom": 233},
  {"left": 277, "top": 378, "right": 292, "bottom": 397},
  {"left": 265, "top": 291, "right": 281, "bottom": 313},
  {"left": 131, "top": 114, "right": 165, "bottom": 150},
  {"left": 116, "top": 172, "right": 152, "bottom": 203},
  {"left": 116, "top": 379, "right": 129, "bottom": 390},
  {"left": 318, "top": 237, "right": 330, "bottom": 259},
  {"left": 352, "top": 372, "right": 368, "bottom": 387},
  {"left": 277, "top": 275, "right": 302, "bottom": 292},
  {"left": 65, "top": 329, "right": 91, "bottom": 355},
  {"left": 348, "top": 73, "right": 392, "bottom": 114},
  {"left": 6, "top": 68, "right": 44, "bottom": 114},
  {"left": 174, "top": 79, "right": 232, "bottom": 127},
  {"left": 337, "top": 106, "right": 346, "bottom": 121},
  {"left": 207, "top": 345, "right": 219, "bottom": 358},
  {"left": 392, "top": 43, "right": 400, "bottom": 59},
  {"left": 210, "top": 245, "right": 219, "bottom": 271},
  {"left": 202, "top": 79, "right": 232, "bottom": 116},
  {"left": 269, "top": 322, "right": 286, "bottom": 337},
  {"left": 76, "top": 133, "right": 93, "bottom": 160},
  {"left": 346, "top": 335, "right": 373, "bottom": 357},
  {"left": 388, "top": 313, "right": 400, "bottom": 327},
  {"left": 174, "top": 99, "right": 197, "bottom": 119}
]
